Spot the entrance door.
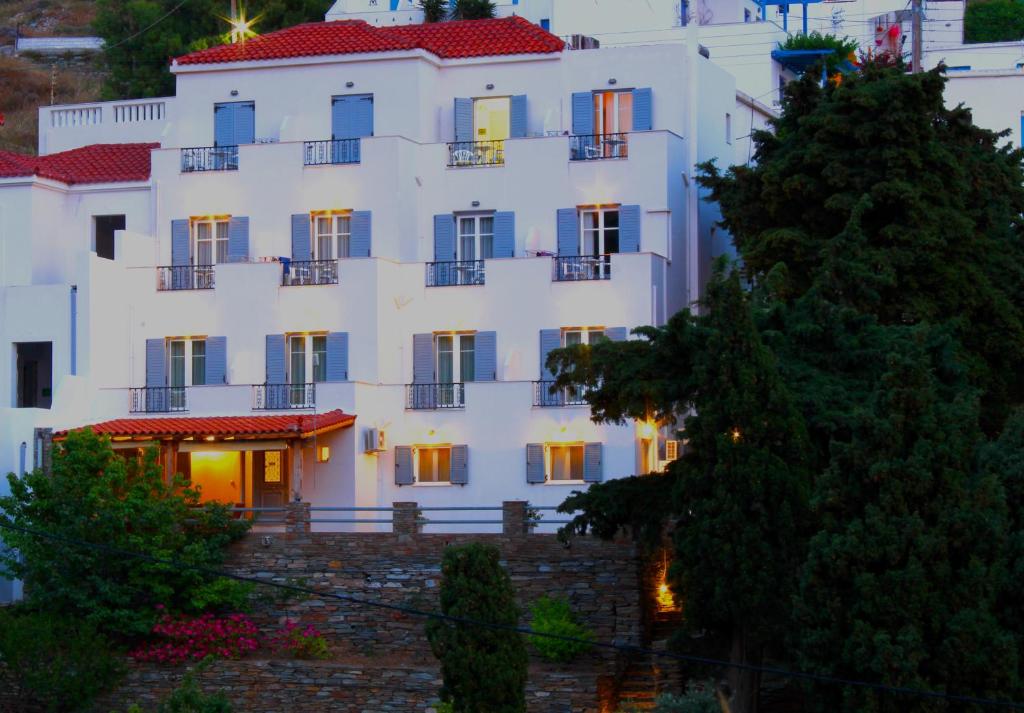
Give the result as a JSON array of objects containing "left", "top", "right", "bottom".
[{"left": 254, "top": 450, "right": 287, "bottom": 509}]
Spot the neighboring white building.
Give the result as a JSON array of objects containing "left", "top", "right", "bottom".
[{"left": 0, "top": 17, "right": 737, "bottom": 547}]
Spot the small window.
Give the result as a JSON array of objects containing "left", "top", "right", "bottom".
[
  {"left": 726, "top": 113, "right": 732, "bottom": 144},
  {"left": 314, "top": 213, "right": 352, "bottom": 260},
  {"left": 540, "top": 18, "right": 551, "bottom": 30},
  {"left": 547, "top": 444, "right": 584, "bottom": 482},
  {"left": 312, "top": 335, "right": 327, "bottom": 383},
  {"left": 417, "top": 446, "right": 451, "bottom": 483},
  {"left": 93, "top": 215, "right": 125, "bottom": 260},
  {"left": 191, "top": 339, "right": 206, "bottom": 386},
  {"left": 457, "top": 215, "right": 494, "bottom": 261},
  {"left": 436, "top": 333, "right": 476, "bottom": 383},
  {"left": 285, "top": 333, "right": 329, "bottom": 385},
  {"left": 14, "top": 342, "right": 52, "bottom": 409},
  {"left": 193, "top": 218, "right": 230, "bottom": 265},
  {"left": 563, "top": 327, "right": 605, "bottom": 347}
]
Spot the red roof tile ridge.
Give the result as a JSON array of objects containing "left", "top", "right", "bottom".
[{"left": 0, "top": 142, "right": 159, "bottom": 185}]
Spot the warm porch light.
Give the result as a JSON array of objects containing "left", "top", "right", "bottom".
[
  {"left": 317, "top": 446, "right": 330, "bottom": 463},
  {"left": 639, "top": 421, "right": 655, "bottom": 439},
  {"left": 204, "top": 435, "right": 216, "bottom": 442}
]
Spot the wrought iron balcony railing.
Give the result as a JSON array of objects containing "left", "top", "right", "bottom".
[
  {"left": 533, "top": 381, "right": 591, "bottom": 407},
  {"left": 426, "top": 260, "right": 485, "bottom": 287},
  {"left": 447, "top": 140, "right": 505, "bottom": 167},
  {"left": 552, "top": 254, "right": 612, "bottom": 282},
  {"left": 181, "top": 145, "right": 239, "bottom": 172},
  {"left": 282, "top": 260, "right": 339, "bottom": 286},
  {"left": 157, "top": 265, "right": 215, "bottom": 291},
  {"left": 406, "top": 382, "right": 465, "bottom": 410},
  {"left": 130, "top": 386, "right": 188, "bottom": 413},
  {"left": 303, "top": 138, "right": 361, "bottom": 166},
  {"left": 569, "top": 133, "right": 629, "bottom": 161},
  {"left": 253, "top": 383, "right": 316, "bottom": 410}
]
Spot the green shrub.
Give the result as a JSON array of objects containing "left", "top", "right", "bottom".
[
  {"left": 651, "top": 682, "right": 721, "bottom": 712},
  {"left": 0, "top": 608, "right": 124, "bottom": 713},
  {"left": 156, "top": 669, "right": 232, "bottom": 713},
  {"left": 187, "top": 578, "right": 254, "bottom": 613},
  {"left": 964, "top": 0, "right": 1024, "bottom": 42},
  {"left": 528, "top": 596, "right": 594, "bottom": 663},
  {"left": 0, "top": 429, "right": 251, "bottom": 639},
  {"left": 425, "top": 543, "right": 528, "bottom": 713}
]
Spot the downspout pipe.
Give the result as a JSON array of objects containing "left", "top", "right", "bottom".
[
  {"left": 70, "top": 285, "right": 77, "bottom": 376},
  {"left": 19, "top": 441, "right": 26, "bottom": 475}
]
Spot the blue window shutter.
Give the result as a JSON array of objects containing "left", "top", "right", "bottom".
[
  {"left": 539, "top": 328, "right": 561, "bottom": 380},
  {"left": 351, "top": 211, "right": 372, "bottom": 257},
  {"left": 474, "top": 331, "right": 497, "bottom": 382},
  {"left": 354, "top": 95, "right": 374, "bottom": 137},
  {"left": 450, "top": 445, "right": 469, "bottom": 485},
  {"left": 526, "top": 443, "right": 545, "bottom": 483},
  {"left": 171, "top": 219, "right": 190, "bottom": 265},
  {"left": 206, "top": 336, "right": 227, "bottom": 384},
  {"left": 556, "top": 208, "right": 579, "bottom": 256},
  {"left": 265, "top": 334, "right": 286, "bottom": 384},
  {"left": 333, "top": 95, "right": 374, "bottom": 139},
  {"left": 413, "top": 333, "right": 435, "bottom": 383},
  {"left": 227, "top": 216, "right": 249, "bottom": 263},
  {"left": 620, "top": 204, "right": 641, "bottom": 252},
  {"left": 572, "top": 92, "right": 594, "bottom": 135},
  {"left": 395, "top": 446, "right": 414, "bottom": 486},
  {"left": 291, "top": 214, "right": 311, "bottom": 261},
  {"left": 433, "top": 214, "right": 455, "bottom": 261},
  {"left": 454, "top": 98, "right": 473, "bottom": 142},
  {"left": 510, "top": 95, "right": 527, "bottom": 138},
  {"left": 146, "top": 339, "right": 165, "bottom": 387},
  {"left": 326, "top": 332, "right": 349, "bottom": 382},
  {"left": 331, "top": 97, "right": 350, "bottom": 140},
  {"left": 493, "top": 211, "right": 514, "bottom": 258},
  {"left": 605, "top": 327, "right": 628, "bottom": 342},
  {"left": 583, "top": 442, "right": 603, "bottom": 482},
  {"left": 235, "top": 102, "right": 255, "bottom": 144},
  {"left": 214, "top": 104, "right": 234, "bottom": 147},
  {"left": 632, "top": 88, "right": 652, "bottom": 131}
]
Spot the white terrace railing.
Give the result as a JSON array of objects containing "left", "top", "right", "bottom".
[{"left": 47, "top": 99, "right": 168, "bottom": 129}]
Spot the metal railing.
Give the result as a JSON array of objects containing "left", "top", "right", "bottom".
[
  {"left": 426, "top": 260, "right": 485, "bottom": 287},
  {"left": 533, "top": 381, "right": 591, "bottom": 407},
  {"left": 252, "top": 383, "right": 316, "bottom": 410},
  {"left": 282, "top": 259, "right": 338, "bottom": 286},
  {"left": 406, "top": 382, "right": 465, "bottom": 410},
  {"left": 157, "top": 265, "right": 215, "bottom": 291},
  {"left": 303, "top": 138, "right": 361, "bottom": 166},
  {"left": 552, "top": 254, "right": 612, "bottom": 281},
  {"left": 229, "top": 506, "right": 287, "bottom": 526},
  {"left": 569, "top": 133, "right": 629, "bottom": 161},
  {"left": 447, "top": 140, "right": 505, "bottom": 167},
  {"left": 130, "top": 386, "right": 188, "bottom": 413},
  {"left": 181, "top": 145, "right": 239, "bottom": 172},
  {"left": 309, "top": 506, "right": 395, "bottom": 526}
]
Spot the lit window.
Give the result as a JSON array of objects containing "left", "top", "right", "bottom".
[
  {"left": 313, "top": 214, "right": 352, "bottom": 260},
  {"left": 416, "top": 446, "right": 451, "bottom": 483},
  {"left": 193, "top": 218, "right": 229, "bottom": 265},
  {"left": 547, "top": 444, "right": 584, "bottom": 482}
]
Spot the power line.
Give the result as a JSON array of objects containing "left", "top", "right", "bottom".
[
  {"left": 1, "top": 519, "right": 1023, "bottom": 710},
  {"left": 104, "top": 0, "right": 192, "bottom": 51}
]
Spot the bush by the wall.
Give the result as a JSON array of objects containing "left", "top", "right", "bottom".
[
  {"left": 528, "top": 595, "right": 594, "bottom": 663},
  {"left": 964, "top": 0, "right": 1024, "bottom": 42}
]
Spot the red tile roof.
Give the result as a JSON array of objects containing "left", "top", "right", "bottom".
[
  {"left": 56, "top": 409, "right": 356, "bottom": 440},
  {"left": 175, "top": 15, "right": 564, "bottom": 66},
  {"left": 0, "top": 143, "right": 158, "bottom": 185}
]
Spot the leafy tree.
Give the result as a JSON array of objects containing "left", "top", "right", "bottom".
[
  {"left": 964, "top": 0, "right": 1024, "bottom": 43},
  {"left": 698, "top": 64, "right": 1024, "bottom": 435},
  {"left": 0, "top": 429, "right": 250, "bottom": 639},
  {"left": 419, "top": 0, "right": 450, "bottom": 22},
  {"left": 450, "top": 0, "right": 497, "bottom": 20},
  {"left": 93, "top": 0, "right": 332, "bottom": 99},
  {"left": 794, "top": 332, "right": 1017, "bottom": 712},
  {"left": 426, "top": 543, "right": 528, "bottom": 713},
  {"left": 776, "top": 31, "right": 858, "bottom": 75}
]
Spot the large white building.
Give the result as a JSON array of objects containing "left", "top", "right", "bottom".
[{"left": 0, "top": 15, "right": 737, "bottom": 562}]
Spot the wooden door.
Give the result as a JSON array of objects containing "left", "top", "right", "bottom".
[{"left": 254, "top": 450, "right": 287, "bottom": 509}]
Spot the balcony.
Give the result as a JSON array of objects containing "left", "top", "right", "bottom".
[
  {"left": 406, "top": 383, "right": 465, "bottom": 410},
  {"left": 552, "top": 255, "right": 612, "bottom": 282},
  {"left": 426, "top": 260, "right": 485, "bottom": 287},
  {"left": 569, "top": 133, "right": 629, "bottom": 161},
  {"left": 447, "top": 140, "right": 504, "bottom": 168},
  {"left": 157, "top": 265, "right": 215, "bottom": 291},
  {"left": 303, "top": 138, "right": 361, "bottom": 166},
  {"left": 533, "top": 381, "right": 591, "bottom": 408},
  {"left": 130, "top": 386, "right": 188, "bottom": 413},
  {"left": 253, "top": 383, "right": 316, "bottom": 410},
  {"left": 282, "top": 260, "right": 338, "bottom": 286},
  {"left": 181, "top": 146, "right": 239, "bottom": 172}
]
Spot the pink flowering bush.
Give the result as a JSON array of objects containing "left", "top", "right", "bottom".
[
  {"left": 131, "top": 609, "right": 260, "bottom": 665},
  {"left": 266, "top": 620, "right": 331, "bottom": 660}
]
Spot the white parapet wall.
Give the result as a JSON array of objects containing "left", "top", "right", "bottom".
[{"left": 38, "top": 98, "right": 174, "bottom": 155}]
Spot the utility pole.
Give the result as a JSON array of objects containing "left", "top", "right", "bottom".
[{"left": 911, "top": 0, "right": 922, "bottom": 72}]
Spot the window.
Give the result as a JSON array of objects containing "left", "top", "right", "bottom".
[
  {"left": 193, "top": 218, "right": 229, "bottom": 265},
  {"left": 312, "top": 335, "right": 327, "bottom": 383},
  {"left": 436, "top": 334, "right": 476, "bottom": 383},
  {"left": 473, "top": 97, "right": 510, "bottom": 142},
  {"left": 313, "top": 213, "right": 351, "bottom": 260},
  {"left": 548, "top": 444, "right": 584, "bottom": 482},
  {"left": 286, "top": 333, "right": 329, "bottom": 385},
  {"left": 288, "top": 335, "right": 306, "bottom": 384},
  {"left": 744, "top": 8, "right": 752, "bottom": 21},
  {"left": 580, "top": 207, "right": 620, "bottom": 278},
  {"left": 417, "top": 446, "right": 452, "bottom": 483},
  {"left": 726, "top": 113, "right": 732, "bottom": 145},
  {"left": 457, "top": 215, "right": 494, "bottom": 261},
  {"left": 167, "top": 338, "right": 204, "bottom": 410},
  {"left": 540, "top": 18, "right": 550, "bottom": 30},
  {"left": 93, "top": 215, "right": 125, "bottom": 261},
  {"left": 563, "top": 328, "right": 605, "bottom": 347},
  {"left": 192, "top": 340, "right": 206, "bottom": 386},
  {"left": 593, "top": 91, "right": 632, "bottom": 136},
  {"left": 14, "top": 342, "right": 52, "bottom": 409}
]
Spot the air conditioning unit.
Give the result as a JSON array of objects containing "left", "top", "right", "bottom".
[
  {"left": 363, "top": 427, "right": 386, "bottom": 454},
  {"left": 665, "top": 439, "right": 680, "bottom": 462}
]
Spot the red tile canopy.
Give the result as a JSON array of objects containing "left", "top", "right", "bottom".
[
  {"left": 0, "top": 143, "right": 158, "bottom": 185},
  {"left": 174, "top": 15, "right": 565, "bottom": 65},
  {"left": 56, "top": 410, "right": 356, "bottom": 440}
]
